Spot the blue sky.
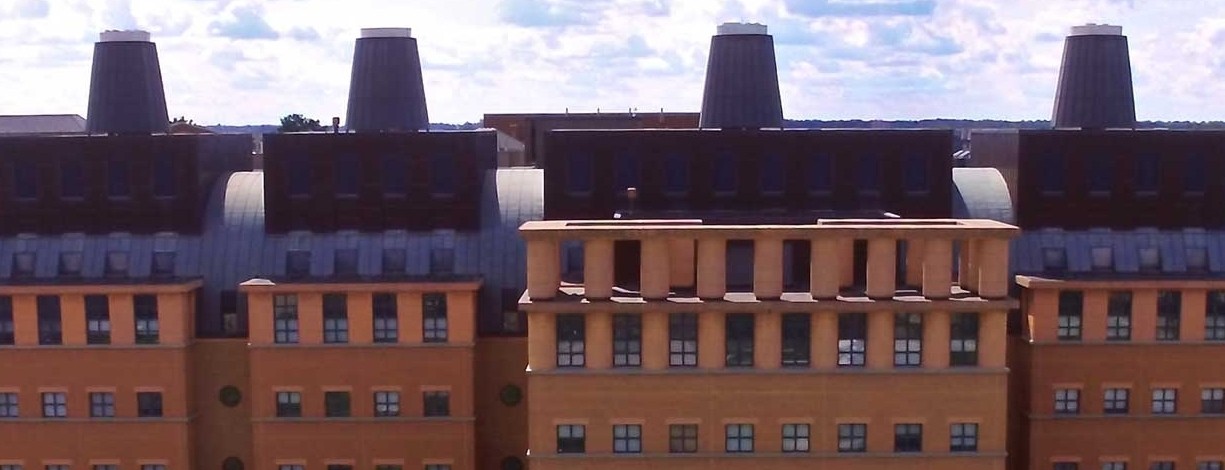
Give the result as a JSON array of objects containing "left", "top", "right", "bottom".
[{"left": 1, "top": 0, "right": 1223, "bottom": 124}]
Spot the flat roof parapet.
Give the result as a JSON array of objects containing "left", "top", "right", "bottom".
[{"left": 520, "top": 219, "right": 1018, "bottom": 238}]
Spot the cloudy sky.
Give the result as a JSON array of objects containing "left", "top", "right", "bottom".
[{"left": 1, "top": 0, "right": 1223, "bottom": 125}]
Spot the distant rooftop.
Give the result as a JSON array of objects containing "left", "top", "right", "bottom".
[{"left": 0, "top": 114, "right": 87, "bottom": 136}]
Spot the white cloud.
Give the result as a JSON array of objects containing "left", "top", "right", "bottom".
[{"left": 0, "top": 0, "right": 1223, "bottom": 124}]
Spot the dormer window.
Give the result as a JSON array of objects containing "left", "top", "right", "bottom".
[
  {"left": 152, "top": 251, "right": 176, "bottom": 278},
  {"left": 381, "top": 248, "right": 407, "bottom": 275},
  {"left": 1187, "top": 247, "right": 1209, "bottom": 272},
  {"left": 1090, "top": 247, "right": 1114, "bottom": 272},
  {"left": 1138, "top": 247, "right": 1161, "bottom": 272},
  {"left": 1042, "top": 247, "right": 1067, "bottom": 272},
  {"left": 11, "top": 252, "right": 35, "bottom": 278},
  {"left": 334, "top": 248, "right": 358, "bottom": 277},
  {"left": 59, "top": 251, "right": 83, "bottom": 277},
  {"left": 286, "top": 250, "right": 311, "bottom": 278},
  {"left": 105, "top": 251, "right": 129, "bottom": 278}
]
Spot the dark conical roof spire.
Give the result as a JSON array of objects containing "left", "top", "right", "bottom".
[
  {"left": 345, "top": 27, "right": 430, "bottom": 133},
  {"left": 85, "top": 30, "right": 170, "bottom": 135},
  {"left": 698, "top": 22, "right": 784, "bottom": 130},
  {"left": 1051, "top": 24, "right": 1136, "bottom": 129}
]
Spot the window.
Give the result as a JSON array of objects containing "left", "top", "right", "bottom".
[
  {"left": 53, "top": 251, "right": 81, "bottom": 278},
  {"left": 612, "top": 314, "right": 641, "bottom": 367},
  {"left": 333, "top": 248, "right": 358, "bottom": 276},
  {"left": 422, "top": 466, "right": 449, "bottom": 470},
  {"left": 373, "top": 293, "right": 398, "bottom": 343},
  {"left": 669, "top": 424, "right": 698, "bottom": 453},
  {"left": 136, "top": 391, "right": 162, "bottom": 417},
  {"left": 61, "top": 159, "right": 83, "bottom": 199},
  {"left": 430, "top": 247, "right": 454, "bottom": 275},
  {"left": 14, "top": 160, "right": 38, "bottom": 200},
  {"left": 276, "top": 391, "right": 302, "bottom": 417},
  {"left": 725, "top": 423, "right": 754, "bottom": 453},
  {"left": 894, "top": 313, "right": 923, "bottom": 367},
  {"left": 1042, "top": 157, "right": 1065, "bottom": 194},
  {"left": 725, "top": 314, "right": 754, "bottom": 367},
  {"left": 430, "top": 152, "right": 456, "bottom": 196},
  {"left": 725, "top": 240, "right": 754, "bottom": 291},
  {"left": 1139, "top": 247, "right": 1161, "bottom": 271},
  {"left": 1152, "top": 388, "right": 1177, "bottom": 414},
  {"left": 273, "top": 295, "right": 299, "bottom": 344},
  {"left": 713, "top": 151, "right": 737, "bottom": 195},
  {"left": 42, "top": 392, "right": 66, "bottom": 418},
  {"left": 613, "top": 424, "right": 642, "bottom": 453},
  {"left": 108, "top": 159, "right": 130, "bottom": 198},
  {"left": 669, "top": 313, "right": 698, "bottom": 367},
  {"left": 1088, "top": 154, "right": 1113, "bottom": 196},
  {"left": 664, "top": 153, "right": 689, "bottom": 195},
  {"left": 557, "top": 424, "right": 586, "bottom": 454},
  {"left": 1207, "top": 291, "right": 1225, "bottom": 340},
  {"left": 781, "top": 313, "right": 811, "bottom": 367},
  {"left": 382, "top": 248, "right": 407, "bottom": 275},
  {"left": 760, "top": 153, "right": 784, "bottom": 195},
  {"left": 288, "top": 154, "right": 312, "bottom": 197},
  {"left": 1152, "top": 462, "right": 1176, "bottom": 470},
  {"left": 556, "top": 314, "right": 585, "bottom": 367},
  {"left": 1058, "top": 291, "right": 1083, "bottom": 340},
  {"left": 37, "top": 296, "right": 62, "bottom": 345},
  {"left": 894, "top": 423, "right": 922, "bottom": 452},
  {"left": 94, "top": 465, "right": 118, "bottom": 470},
  {"left": 1055, "top": 388, "right": 1080, "bottom": 414},
  {"left": 950, "top": 312, "right": 979, "bottom": 366},
  {"left": 423, "top": 293, "right": 448, "bottom": 342},
  {"left": 0, "top": 297, "right": 11, "bottom": 346},
  {"left": 0, "top": 392, "right": 16, "bottom": 417},
  {"left": 335, "top": 158, "right": 359, "bottom": 196},
  {"left": 285, "top": 249, "right": 311, "bottom": 278},
  {"left": 614, "top": 152, "right": 640, "bottom": 192},
  {"left": 1200, "top": 461, "right": 1224, "bottom": 470},
  {"left": 151, "top": 251, "right": 176, "bottom": 277},
  {"left": 567, "top": 152, "right": 592, "bottom": 194},
  {"left": 904, "top": 157, "right": 928, "bottom": 193},
  {"left": 1043, "top": 247, "right": 1068, "bottom": 271},
  {"left": 781, "top": 423, "right": 809, "bottom": 453},
  {"left": 807, "top": 153, "right": 832, "bottom": 194},
  {"left": 1186, "top": 153, "right": 1207, "bottom": 194},
  {"left": 89, "top": 391, "right": 115, "bottom": 417},
  {"left": 11, "top": 252, "right": 34, "bottom": 278},
  {"left": 1188, "top": 247, "right": 1210, "bottom": 272},
  {"left": 1106, "top": 291, "right": 1132, "bottom": 341},
  {"left": 279, "top": 465, "right": 305, "bottom": 470},
  {"left": 322, "top": 294, "right": 349, "bottom": 344},
  {"left": 134, "top": 294, "right": 159, "bottom": 344},
  {"left": 46, "top": 466, "right": 67, "bottom": 470},
  {"left": 381, "top": 154, "right": 407, "bottom": 196},
  {"left": 857, "top": 154, "right": 880, "bottom": 194},
  {"left": 105, "top": 251, "right": 129, "bottom": 278},
  {"left": 85, "top": 295, "right": 111, "bottom": 345},
  {"left": 154, "top": 157, "right": 176, "bottom": 197},
  {"left": 1104, "top": 388, "right": 1130, "bottom": 414},
  {"left": 324, "top": 391, "right": 351, "bottom": 417},
  {"left": 1091, "top": 246, "right": 1114, "bottom": 271},
  {"left": 1103, "top": 463, "right": 1127, "bottom": 470},
  {"left": 1203, "top": 388, "right": 1225, "bottom": 414},
  {"left": 374, "top": 391, "right": 400, "bottom": 417},
  {"left": 950, "top": 423, "right": 977, "bottom": 452},
  {"left": 838, "top": 313, "right": 867, "bottom": 367},
  {"left": 423, "top": 391, "right": 450, "bottom": 417},
  {"left": 838, "top": 423, "right": 867, "bottom": 452},
  {"left": 1157, "top": 291, "right": 1181, "bottom": 341}
]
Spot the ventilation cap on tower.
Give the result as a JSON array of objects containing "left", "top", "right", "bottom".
[
  {"left": 698, "top": 22, "right": 784, "bottom": 130},
  {"left": 345, "top": 27, "right": 429, "bottom": 132},
  {"left": 1051, "top": 23, "right": 1136, "bottom": 129},
  {"left": 86, "top": 29, "right": 169, "bottom": 135}
]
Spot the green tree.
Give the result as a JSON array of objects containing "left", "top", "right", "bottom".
[
  {"left": 170, "top": 116, "right": 194, "bottom": 125},
  {"left": 277, "top": 113, "right": 325, "bottom": 133}
]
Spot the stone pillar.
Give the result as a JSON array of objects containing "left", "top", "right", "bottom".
[
  {"left": 923, "top": 310, "right": 951, "bottom": 368},
  {"left": 866, "top": 238, "right": 897, "bottom": 299},
  {"left": 526, "top": 238, "right": 560, "bottom": 300},
  {"left": 754, "top": 237, "right": 784, "bottom": 300},
  {"left": 810, "top": 238, "right": 841, "bottom": 300},
  {"left": 1132, "top": 289, "right": 1158, "bottom": 342},
  {"left": 584, "top": 238, "right": 615, "bottom": 299},
  {"left": 1083, "top": 290, "right": 1107, "bottom": 342},
  {"left": 527, "top": 311, "right": 556, "bottom": 372},
  {"left": 976, "top": 238, "right": 1010, "bottom": 299},
  {"left": 838, "top": 239, "right": 855, "bottom": 289},
  {"left": 1183, "top": 289, "right": 1207, "bottom": 342},
  {"left": 696, "top": 238, "right": 727, "bottom": 300},
  {"left": 669, "top": 238, "right": 697, "bottom": 289},
  {"left": 698, "top": 311, "right": 725, "bottom": 369},
  {"left": 905, "top": 239, "right": 925, "bottom": 287},
  {"left": 959, "top": 239, "right": 979, "bottom": 292},
  {"left": 640, "top": 238, "right": 671, "bottom": 299},
  {"left": 980, "top": 310, "right": 1008, "bottom": 368},
  {"left": 813, "top": 312, "right": 837, "bottom": 369},
  {"left": 867, "top": 310, "right": 894, "bottom": 369},
  {"left": 755, "top": 311, "right": 781, "bottom": 369},
  {"left": 586, "top": 311, "right": 612, "bottom": 369},
  {"left": 642, "top": 311, "right": 668, "bottom": 370},
  {"left": 923, "top": 238, "right": 953, "bottom": 299}
]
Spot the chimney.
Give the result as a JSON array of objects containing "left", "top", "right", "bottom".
[
  {"left": 698, "top": 22, "right": 784, "bottom": 130},
  {"left": 85, "top": 30, "right": 170, "bottom": 135},
  {"left": 1051, "top": 24, "right": 1136, "bottom": 129},
  {"left": 345, "top": 27, "right": 429, "bottom": 133}
]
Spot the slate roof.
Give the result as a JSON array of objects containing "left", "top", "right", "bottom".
[{"left": 0, "top": 114, "right": 87, "bottom": 135}]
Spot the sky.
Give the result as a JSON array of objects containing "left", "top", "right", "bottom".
[{"left": 1, "top": 0, "right": 1224, "bottom": 125}]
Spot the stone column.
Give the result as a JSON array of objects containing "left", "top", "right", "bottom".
[
  {"left": 755, "top": 311, "right": 781, "bottom": 369},
  {"left": 584, "top": 238, "right": 615, "bottom": 299},
  {"left": 698, "top": 311, "right": 726, "bottom": 369},
  {"left": 640, "top": 238, "right": 671, "bottom": 299},
  {"left": 959, "top": 239, "right": 979, "bottom": 292},
  {"left": 669, "top": 238, "right": 697, "bottom": 289},
  {"left": 642, "top": 311, "right": 668, "bottom": 370},
  {"left": 922, "top": 238, "right": 953, "bottom": 299},
  {"left": 527, "top": 311, "right": 556, "bottom": 372},
  {"left": 923, "top": 310, "right": 951, "bottom": 368},
  {"left": 754, "top": 237, "right": 784, "bottom": 300},
  {"left": 866, "top": 238, "right": 897, "bottom": 299},
  {"left": 976, "top": 238, "right": 1010, "bottom": 299},
  {"left": 813, "top": 312, "right": 838, "bottom": 369},
  {"left": 696, "top": 238, "right": 727, "bottom": 300},
  {"left": 905, "top": 239, "right": 926, "bottom": 287},
  {"left": 526, "top": 238, "right": 560, "bottom": 300},
  {"left": 586, "top": 311, "right": 613, "bottom": 369},
  {"left": 980, "top": 310, "right": 1008, "bottom": 368},
  {"left": 867, "top": 310, "right": 894, "bottom": 370},
  {"left": 810, "top": 238, "right": 842, "bottom": 300},
  {"left": 1132, "top": 289, "right": 1158, "bottom": 342}
]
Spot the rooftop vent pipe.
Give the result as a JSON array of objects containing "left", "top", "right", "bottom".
[
  {"left": 85, "top": 30, "right": 170, "bottom": 135},
  {"left": 345, "top": 27, "right": 429, "bottom": 132},
  {"left": 698, "top": 22, "right": 784, "bottom": 130},
  {"left": 1051, "top": 24, "right": 1136, "bottom": 129}
]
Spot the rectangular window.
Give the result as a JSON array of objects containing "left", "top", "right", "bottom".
[
  {"left": 1139, "top": 247, "right": 1161, "bottom": 271},
  {"left": 276, "top": 391, "right": 302, "bottom": 417},
  {"left": 374, "top": 391, "right": 401, "bottom": 417},
  {"left": 894, "top": 313, "right": 923, "bottom": 367},
  {"left": 1106, "top": 291, "right": 1132, "bottom": 341},
  {"left": 1188, "top": 247, "right": 1209, "bottom": 272},
  {"left": 904, "top": 157, "right": 928, "bottom": 193},
  {"left": 0, "top": 297, "right": 11, "bottom": 346},
  {"left": 1152, "top": 462, "right": 1175, "bottom": 470},
  {"left": 1055, "top": 388, "right": 1080, "bottom": 414},
  {"left": 613, "top": 424, "right": 642, "bottom": 454},
  {"left": 279, "top": 466, "right": 305, "bottom": 470},
  {"left": 950, "top": 312, "right": 979, "bottom": 366},
  {"left": 108, "top": 159, "right": 130, "bottom": 198},
  {"left": 105, "top": 251, "right": 129, "bottom": 278},
  {"left": 612, "top": 314, "right": 642, "bottom": 367},
  {"left": 669, "top": 424, "right": 698, "bottom": 453},
  {"left": 760, "top": 153, "right": 784, "bottom": 195},
  {"left": 1057, "top": 291, "right": 1083, "bottom": 340},
  {"left": 61, "top": 159, "right": 83, "bottom": 199},
  {"left": 556, "top": 314, "right": 585, "bottom": 367},
  {"left": 89, "top": 391, "right": 115, "bottom": 417},
  {"left": 1088, "top": 154, "right": 1112, "bottom": 196},
  {"left": 838, "top": 423, "right": 867, "bottom": 453},
  {"left": 567, "top": 152, "right": 592, "bottom": 194},
  {"left": 423, "top": 391, "right": 450, "bottom": 417},
  {"left": 614, "top": 152, "right": 640, "bottom": 192},
  {"left": 557, "top": 424, "right": 586, "bottom": 454},
  {"left": 285, "top": 249, "right": 311, "bottom": 278},
  {"left": 724, "top": 423, "right": 754, "bottom": 453},
  {"left": 323, "top": 293, "right": 349, "bottom": 344},
  {"left": 382, "top": 247, "right": 407, "bottom": 275},
  {"left": 430, "top": 152, "right": 456, "bottom": 197},
  {"left": 288, "top": 154, "right": 312, "bottom": 197},
  {"left": 950, "top": 423, "right": 977, "bottom": 452},
  {"left": 95, "top": 466, "right": 118, "bottom": 470},
  {"left": 335, "top": 158, "right": 359, "bottom": 196},
  {"left": 1103, "top": 462, "right": 1127, "bottom": 470},
  {"left": 333, "top": 248, "right": 358, "bottom": 276},
  {"left": 1201, "top": 462, "right": 1225, "bottom": 470},
  {"left": 85, "top": 295, "right": 111, "bottom": 345},
  {"left": 781, "top": 423, "right": 810, "bottom": 453},
  {"left": 0, "top": 392, "right": 17, "bottom": 417},
  {"left": 42, "top": 392, "right": 66, "bottom": 418},
  {"left": 781, "top": 313, "right": 811, "bottom": 367},
  {"left": 137, "top": 391, "right": 163, "bottom": 417},
  {"left": 1104, "top": 388, "right": 1130, "bottom": 414},
  {"left": 838, "top": 312, "right": 867, "bottom": 367},
  {"left": 134, "top": 294, "right": 160, "bottom": 345},
  {"left": 1152, "top": 388, "right": 1177, "bottom": 414},
  {"left": 1043, "top": 247, "right": 1068, "bottom": 271},
  {"left": 713, "top": 151, "right": 737, "bottom": 195},
  {"left": 422, "top": 466, "right": 449, "bottom": 470},
  {"left": 857, "top": 154, "right": 880, "bottom": 194},
  {"left": 1207, "top": 291, "right": 1225, "bottom": 340},
  {"left": 1157, "top": 291, "right": 1181, "bottom": 341},
  {"left": 807, "top": 153, "right": 832, "bottom": 194},
  {"left": 154, "top": 157, "right": 176, "bottom": 198},
  {"left": 1203, "top": 388, "right": 1225, "bottom": 414},
  {"left": 669, "top": 313, "right": 698, "bottom": 367},
  {"left": 372, "top": 293, "right": 398, "bottom": 343},
  {"left": 725, "top": 240, "right": 754, "bottom": 291},
  {"left": 37, "top": 296, "right": 62, "bottom": 345},
  {"left": 725, "top": 313, "right": 754, "bottom": 367},
  {"left": 14, "top": 160, "right": 38, "bottom": 200},
  {"left": 1187, "top": 153, "right": 1207, "bottom": 194},
  {"left": 894, "top": 423, "right": 922, "bottom": 452},
  {"left": 380, "top": 154, "right": 408, "bottom": 196},
  {"left": 11, "top": 252, "right": 34, "bottom": 279},
  {"left": 664, "top": 153, "right": 689, "bottom": 195},
  {"left": 324, "top": 391, "right": 351, "bottom": 417},
  {"left": 151, "top": 251, "right": 176, "bottom": 277},
  {"left": 273, "top": 294, "right": 299, "bottom": 344},
  {"left": 423, "top": 292, "right": 448, "bottom": 342},
  {"left": 1042, "top": 158, "right": 1066, "bottom": 194}
]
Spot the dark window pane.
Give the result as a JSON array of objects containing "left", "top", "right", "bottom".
[
  {"left": 133, "top": 294, "right": 160, "bottom": 344},
  {"left": 151, "top": 251, "right": 176, "bottom": 278},
  {"left": 857, "top": 154, "right": 879, "bottom": 193},
  {"left": 567, "top": 152, "right": 592, "bottom": 194},
  {"left": 713, "top": 151, "right": 737, "bottom": 194},
  {"left": 14, "top": 160, "right": 38, "bottom": 200},
  {"left": 37, "top": 295, "right": 62, "bottom": 345},
  {"left": 286, "top": 250, "right": 311, "bottom": 278},
  {"left": 382, "top": 248, "right": 406, "bottom": 275},
  {"left": 1088, "top": 154, "right": 1113, "bottom": 195},
  {"left": 1186, "top": 153, "right": 1206, "bottom": 194},
  {"left": 807, "top": 154, "right": 831, "bottom": 194},
  {"left": 324, "top": 391, "right": 350, "bottom": 417},
  {"left": 85, "top": 294, "right": 110, "bottom": 345},
  {"left": 153, "top": 158, "right": 175, "bottom": 197},
  {"left": 781, "top": 313, "right": 810, "bottom": 367},
  {"left": 760, "top": 153, "right": 784, "bottom": 194},
  {"left": 615, "top": 152, "right": 640, "bottom": 191},
  {"left": 108, "top": 160, "right": 130, "bottom": 198},
  {"left": 381, "top": 154, "right": 407, "bottom": 196},
  {"left": 1135, "top": 154, "right": 1159, "bottom": 194},
  {"left": 288, "top": 154, "right": 311, "bottom": 197},
  {"left": 60, "top": 160, "right": 83, "bottom": 199},
  {"left": 333, "top": 248, "right": 358, "bottom": 276},
  {"left": 724, "top": 314, "right": 754, "bottom": 367},
  {"left": 905, "top": 156, "right": 928, "bottom": 193},
  {"left": 335, "top": 158, "right": 358, "bottom": 196},
  {"left": 664, "top": 153, "right": 689, "bottom": 194},
  {"left": 1042, "top": 154, "right": 1065, "bottom": 194},
  {"left": 430, "top": 152, "right": 456, "bottom": 196},
  {"left": 137, "top": 391, "right": 163, "bottom": 417},
  {"left": 0, "top": 296, "right": 14, "bottom": 345}
]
